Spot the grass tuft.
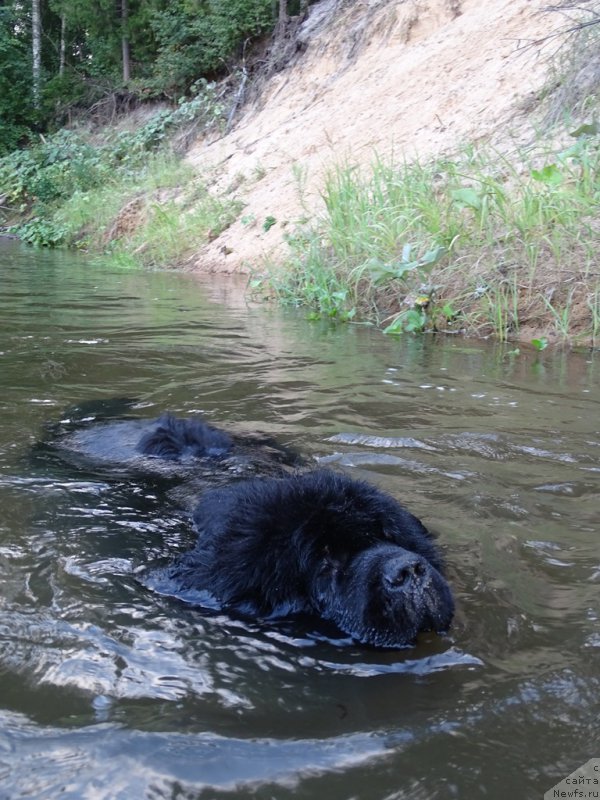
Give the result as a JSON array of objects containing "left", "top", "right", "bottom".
[{"left": 255, "top": 130, "right": 600, "bottom": 344}]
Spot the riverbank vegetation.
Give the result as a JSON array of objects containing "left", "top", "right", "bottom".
[
  {"left": 254, "top": 4, "right": 600, "bottom": 347},
  {"left": 0, "top": 85, "right": 241, "bottom": 266},
  {"left": 254, "top": 128, "right": 600, "bottom": 345}
]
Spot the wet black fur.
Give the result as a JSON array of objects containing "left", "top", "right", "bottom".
[
  {"left": 37, "top": 402, "right": 454, "bottom": 648},
  {"left": 35, "top": 404, "right": 302, "bottom": 487},
  {"left": 148, "top": 469, "right": 455, "bottom": 648},
  {"left": 137, "top": 413, "right": 233, "bottom": 459}
]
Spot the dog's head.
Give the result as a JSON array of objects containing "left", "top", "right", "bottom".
[{"left": 310, "top": 542, "right": 454, "bottom": 648}]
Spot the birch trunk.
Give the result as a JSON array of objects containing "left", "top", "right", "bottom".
[
  {"left": 121, "top": 0, "right": 130, "bottom": 83},
  {"left": 32, "top": 0, "right": 41, "bottom": 108},
  {"left": 59, "top": 13, "right": 66, "bottom": 76}
]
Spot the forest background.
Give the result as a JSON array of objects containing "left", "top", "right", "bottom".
[{"left": 0, "top": 0, "right": 294, "bottom": 153}]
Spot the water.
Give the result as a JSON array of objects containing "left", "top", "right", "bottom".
[{"left": 0, "top": 239, "right": 598, "bottom": 799}]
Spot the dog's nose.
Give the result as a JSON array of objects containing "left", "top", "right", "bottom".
[{"left": 383, "top": 554, "right": 427, "bottom": 589}]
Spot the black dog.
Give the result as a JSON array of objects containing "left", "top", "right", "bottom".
[
  {"left": 138, "top": 414, "right": 232, "bottom": 459},
  {"left": 38, "top": 406, "right": 454, "bottom": 648},
  {"left": 146, "top": 468, "right": 454, "bottom": 648},
  {"left": 37, "top": 407, "right": 302, "bottom": 488}
]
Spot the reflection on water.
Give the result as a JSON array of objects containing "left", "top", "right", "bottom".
[{"left": 0, "top": 240, "right": 598, "bottom": 799}]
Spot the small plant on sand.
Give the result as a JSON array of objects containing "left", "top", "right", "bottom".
[{"left": 262, "top": 120, "right": 600, "bottom": 344}]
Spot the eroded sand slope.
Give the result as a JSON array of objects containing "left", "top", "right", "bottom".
[{"left": 187, "top": 0, "right": 553, "bottom": 273}]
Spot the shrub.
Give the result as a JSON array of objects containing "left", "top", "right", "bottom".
[
  {"left": 0, "top": 84, "right": 225, "bottom": 212},
  {"left": 151, "top": 0, "right": 275, "bottom": 95}
]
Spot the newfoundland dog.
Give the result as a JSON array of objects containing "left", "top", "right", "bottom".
[
  {"left": 148, "top": 468, "right": 454, "bottom": 648},
  {"left": 39, "top": 407, "right": 455, "bottom": 648}
]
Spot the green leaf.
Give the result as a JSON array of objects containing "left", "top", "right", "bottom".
[
  {"left": 403, "top": 308, "right": 427, "bottom": 333},
  {"left": 530, "top": 164, "right": 563, "bottom": 185},
  {"left": 418, "top": 245, "right": 447, "bottom": 270},
  {"left": 383, "top": 317, "right": 405, "bottom": 335},
  {"left": 451, "top": 187, "right": 482, "bottom": 210},
  {"left": 531, "top": 337, "right": 548, "bottom": 351},
  {"left": 367, "top": 261, "right": 418, "bottom": 285},
  {"left": 569, "top": 121, "right": 599, "bottom": 138},
  {"left": 383, "top": 308, "right": 427, "bottom": 335},
  {"left": 331, "top": 290, "right": 348, "bottom": 302}
]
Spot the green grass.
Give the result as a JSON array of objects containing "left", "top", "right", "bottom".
[
  {"left": 255, "top": 130, "right": 600, "bottom": 344},
  {"left": 109, "top": 191, "right": 242, "bottom": 269},
  {"left": 48, "top": 154, "right": 241, "bottom": 269}
]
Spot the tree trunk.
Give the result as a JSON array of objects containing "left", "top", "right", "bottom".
[
  {"left": 121, "top": 0, "right": 130, "bottom": 83},
  {"left": 59, "top": 13, "right": 66, "bottom": 76},
  {"left": 32, "top": 0, "right": 41, "bottom": 108},
  {"left": 275, "top": 0, "right": 288, "bottom": 41},
  {"left": 279, "top": 0, "right": 288, "bottom": 27}
]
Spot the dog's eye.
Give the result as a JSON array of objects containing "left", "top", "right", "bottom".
[
  {"left": 319, "top": 551, "right": 339, "bottom": 576},
  {"left": 319, "top": 558, "right": 333, "bottom": 575},
  {"left": 320, "top": 548, "right": 346, "bottom": 578}
]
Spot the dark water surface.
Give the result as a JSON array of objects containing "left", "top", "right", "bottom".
[{"left": 0, "top": 240, "right": 598, "bottom": 799}]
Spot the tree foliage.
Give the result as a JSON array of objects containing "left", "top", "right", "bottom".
[
  {"left": 0, "top": 0, "right": 281, "bottom": 154},
  {"left": 0, "top": 6, "right": 35, "bottom": 152},
  {"left": 151, "top": 0, "right": 274, "bottom": 97}
]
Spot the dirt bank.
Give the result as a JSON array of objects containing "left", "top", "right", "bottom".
[{"left": 187, "top": 0, "right": 554, "bottom": 274}]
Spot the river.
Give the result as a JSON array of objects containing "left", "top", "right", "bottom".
[{"left": 0, "top": 239, "right": 598, "bottom": 799}]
